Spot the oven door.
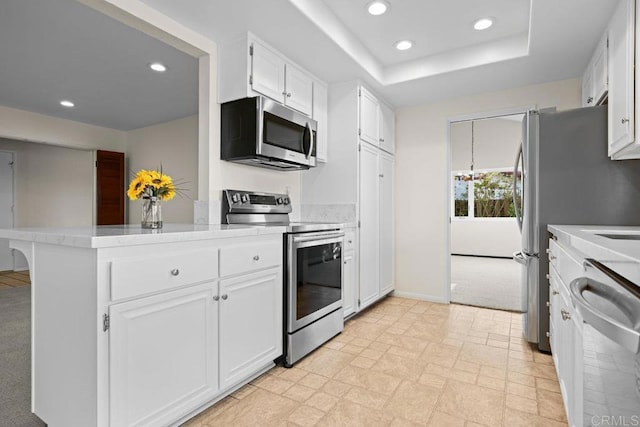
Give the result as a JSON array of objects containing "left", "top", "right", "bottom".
[
  {"left": 258, "top": 97, "right": 317, "bottom": 168},
  {"left": 287, "top": 232, "right": 343, "bottom": 333}
]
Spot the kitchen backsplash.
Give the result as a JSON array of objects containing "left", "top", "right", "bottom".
[{"left": 299, "top": 204, "right": 356, "bottom": 223}]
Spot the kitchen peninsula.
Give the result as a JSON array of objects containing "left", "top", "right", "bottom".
[{"left": 0, "top": 224, "right": 287, "bottom": 427}]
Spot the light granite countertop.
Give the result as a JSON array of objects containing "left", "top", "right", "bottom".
[
  {"left": 0, "top": 223, "right": 287, "bottom": 249},
  {"left": 548, "top": 225, "right": 640, "bottom": 285}
]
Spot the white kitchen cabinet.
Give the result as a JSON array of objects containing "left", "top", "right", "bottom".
[
  {"left": 109, "top": 283, "right": 218, "bottom": 427},
  {"left": 379, "top": 102, "right": 395, "bottom": 154},
  {"left": 342, "top": 249, "right": 357, "bottom": 318},
  {"left": 359, "top": 87, "right": 380, "bottom": 146},
  {"left": 313, "top": 81, "right": 329, "bottom": 162},
  {"left": 359, "top": 142, "right": 381, "bottom": 309},
  {"left": 582, "top": 33, "right": 608, "bottom": 107},
  {"left": 581, "top": 69, "right": 594, "bottom": 108},
  {"left": 608, "top": 0, "right": 636, "bottom": 159},
  {"left": 219, "top": 268, "right": 282, "bottom": 389},
  {"left": 218, "top": 33, "right": 323, "bottom": 118},
  {"left": 379, "top": 151, "right": 394, "bottom": 295}
]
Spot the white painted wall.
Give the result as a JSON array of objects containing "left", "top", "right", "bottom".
[
  {"left": 0, "top": 105, "right": 126, "bottom": 152},
  {"left": 394, "top": 78, "right": 582, "bottom": 302},
  {"left": 126, "top": 115, "right": 199, "bottom": 224},
  {"left": 451, "top": 117, "right": 523, "bottom": 257}
]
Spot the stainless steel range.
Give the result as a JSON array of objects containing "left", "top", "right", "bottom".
[{"left": 222, "top": 189, "right": 344, "bottom": 366}]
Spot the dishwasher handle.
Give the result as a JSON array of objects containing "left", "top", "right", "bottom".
[{"left": 570, "top": 275, "right": 640, "bottom": 354}]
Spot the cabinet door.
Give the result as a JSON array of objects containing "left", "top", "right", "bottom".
[
  {"left": 109, "top": 283, "right": 217, "bottom": 427},
  {"left": 359, "top": 143, "right": 380, "bottom": 309},
  {"left": 608, "top": 0, "right": 635, "bottom": 156},
  {"left": 359, "top": 87, "right": 379, "bottom": 146},
  {"left": 581, "top": 68, "right": 594, "bottom": 107},
  {"left": 379, "top": 152, "right": 394, "bottom": 296},
  {"left": 342, "top": 251, "right": 357, "bottom": 317},
  {"left": 379, "top": 103, "right": 395, "bottom": 154},
  {"left": 251, "top": 40, "right": 286, "bottom": 103},
  {"left": 285, "top": 63, "right": 313, "bottom": 116},
  {"left": 313, "top": 82, "right": 328, "bottom": 162},
  {"left": 591, "top": 34, "right": 608, "bottom": 104},
  {"left": 219, "top": 268, "right": 282, "bottom": 390}
]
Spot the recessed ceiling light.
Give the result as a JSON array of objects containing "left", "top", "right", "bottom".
[
  {"left": 473, "top": 18, "right": 494, "bottom": 31},
  {"left": 60, "top": 100, "right": 75, "bottom": 108},
  {"left": 367, "top": 1, "right": 389, "bottom": 16},
  {"left": 395, "top": 40, "right": 413, "bottom": 51},
  {"left": 149, "top": 62, "right": 167, "bottom": 72}
]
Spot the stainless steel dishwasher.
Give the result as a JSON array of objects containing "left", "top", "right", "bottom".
[{"left": 570, "top": 259, "right": 640, "bottom": 426}]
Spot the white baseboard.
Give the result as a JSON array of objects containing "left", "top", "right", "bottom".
[{"left": 392, "top": 290, "right": 449, "bottom": 304}]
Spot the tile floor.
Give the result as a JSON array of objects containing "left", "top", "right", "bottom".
[
  {"left": 184, "top": 297, "right": 567, "bottom": 426},
  {"left": 0, "top": 270, "right": 30, "bottom": 289}
]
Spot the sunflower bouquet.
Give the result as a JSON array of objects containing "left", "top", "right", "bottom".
[{"left": 127, "top": 169, "right": 177, "bottom": 201}]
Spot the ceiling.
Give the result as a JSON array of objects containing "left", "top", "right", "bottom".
[
  {"left": 0, "top": 0, "right": 620, "bottom": 131},
  {"left": 0, "top": 0, "right": 198, "bottom": 131}
]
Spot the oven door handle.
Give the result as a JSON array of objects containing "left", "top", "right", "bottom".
[{"left": 292, "top": 232, "right": 344, "bottom": 246}]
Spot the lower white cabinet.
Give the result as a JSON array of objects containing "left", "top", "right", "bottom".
[
  {"left": 109, "top": 283, "right": 218, "bottom": 427},
  {"left": 342, "top": 250, "right": 357, "bottom": 317},
  {"left": 219, "top": 268, "right": 282, "bottom": 389}
]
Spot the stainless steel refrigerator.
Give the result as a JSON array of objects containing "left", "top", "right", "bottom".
[{"left": 513, "top": 105, "right": 640, "bottom": 352}]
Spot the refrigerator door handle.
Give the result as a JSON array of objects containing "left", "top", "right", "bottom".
[
  {"left": 513, "top": 144, "right": 523, "bottom": 232},
  {"left": 513, "top": 250, "right": 527, "bottom": 265}
]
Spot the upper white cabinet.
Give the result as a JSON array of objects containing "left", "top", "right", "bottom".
[
  {"left": 358, "top": 87, "right": 395, "bottom": 154},
  {"left": 218, "top": 33, "right": 327, "bottom": 158},
  {"left": 608, "top": 0, "right": 636, "bottom": 158},
  {"left": 581, "top": 33, "right": 607, "bottom": 107}
]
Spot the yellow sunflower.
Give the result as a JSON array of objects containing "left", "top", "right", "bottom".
[
  {"left": 127, "top": 174, "right": 150, "bottom": 200},
  {"left": 147, "top": 170, "right": 172, "bottom": 189},
  {"left": 159, "top": 183, "right": 176, "bottom": 201}
]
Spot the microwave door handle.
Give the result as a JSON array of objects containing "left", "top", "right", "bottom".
[
  {"left": 308, "top": 124, "right": 315, "bottom": 160},
  {"left": 303, "top": 123, "right": 313, "bottom": 159}
]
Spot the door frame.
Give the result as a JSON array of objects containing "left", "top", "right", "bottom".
[
  {"left": 445, "top": 106, "right": 534, "bottom": 304},
  {"left": 0, "top": 150, "right": 16, "bottom": 270}
]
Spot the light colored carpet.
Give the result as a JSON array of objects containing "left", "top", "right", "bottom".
[
  {"left": 0, "top": 286, "right": 46, "bottom": 427},
  {"left": 451, "top": 255, "right": 523, "bottom": 312}
]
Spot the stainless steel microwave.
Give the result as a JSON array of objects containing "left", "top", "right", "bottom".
[{"left": 221, "top": 96, "right": 317, "bottom": 171}]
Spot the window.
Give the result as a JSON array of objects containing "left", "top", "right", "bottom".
[{"left": 453, "top": 168, "right": 522, "bottom": 219}]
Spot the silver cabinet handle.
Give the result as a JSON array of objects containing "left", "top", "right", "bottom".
[
  {"left": 171, "top": 269, "right": 180, "bottom": 276},
  {"left": 348, "top": 240, "right": 353, "bottom": 244},
  {"left": 622, "top": 118, "right": 630, "bottom": 124},
  {"left": 221, "top": 294, "right": 228, "bottom": 300},
  {"left": 561, "top": 309, "right": 571, "bottom": 321},
  {"left": 213, "top": 295, "right": 219, "bottom": 301},
  {"left": 546, "top": 301, "right": 551, "bottom": 307},
  {"left": 379, "top": 174, "right": 384, "bottom": 178},
  {"left": 253, "top": 255, "right": 260, "bottom": 261},
  {"left": 282, "top": 91, "right": 287, "bottom": 96},
  {"left": 287, "top": 93, "right": 292, "bottom": 98}
]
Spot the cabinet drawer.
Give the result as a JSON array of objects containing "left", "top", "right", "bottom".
[
  {"left": 110, "top": 248, "right": 218, "bottom": 301},
  {"left": 548, "top": 239, "right": 583, "bottom": 287},
  {"left": 344, "top": 231, "right": 356, "bottom": 252},
  {"left": 220, "top": 241, "right": 281, "bottom": 277}
]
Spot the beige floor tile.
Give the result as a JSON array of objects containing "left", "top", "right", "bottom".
[
  {"left": 277, "top": 367, "right": 308, "bottom": 383},
  {"left": 340, "top": 343, "right": 365, "bottom": 355},
  {"left": 387, "top": 345, "right": 423, "bottom": 360},
  {"left": 297, "top": 349, "right": 355, "bottom": 378},
  {"left": 454, "top": 360, "right": 480, "bottom": 374},
  {"left": 336, "top": 364, "right": 402, "bottom": 395},
  {"left": 506, "top": 382, "right": 538, "bottom": 400},
  {"left": 350, "top": 356, "right": 377, "bottom": 369},
  {"left": 535, "top": 377, "right": 561, "bottom": 394},
  {"left": 282, "top": 384, "right": 316, "bottom": 402},
  {"left": 479, "top": 365, "right": 506, "bottom": 380},
  {"left": 298, "top": 373, "right": 329, "bottom": 389},
  {"left": 206, "top": 390, "right": 297, "bottom": 426},
  {"left": 423, "top": 363, "right": 477, "bottom": 384},
  {"left": 371, "top": 352, "right": 424, "bottom": 381},
  {"left": 458, "top": 342, "right": 508, "bottom": 368},
  {"left": 417, "top": 372, "right": 447, "bottom": 389},
  {"left": 419, "top": 342, "right": 460, "bottom": 368},
  {"left": 435, "top": 380, "right": 504, "bottom": 426},
  {"left": 427, "top": 411, "right": 465, "bottom": 427},
  {"left": 287, "top": 405, "right": 325, "bottom": 427},
  {"left": 351, "top": 337, "right": 373, "bottom": 347},
  {"left": 508, "top": 359, "right": 557, "bottom": 380},
  {"left": 503, "top": 408, "right": 568, "bottom": 427},
  {"left": 360, "top": 348, "right": 385, "bottom": 360},
  {"left": 369, "top": 341, "right": 392, "bottom": 352},
  {"left": 505, "top": 393, "right": 538, "bottom": 415},
  {"left": 305, "top": 391, "right": 338, "bottom": 412},
  {"left": 507, "top": 371, "right": 536, "bottom": 387},
  {"left": 487, "top": 339, "right": 509, "bottom": 349},
  {"left": 317, "top": 399, "right": 394, "bottom": 426},
  {"left": 537, "top": 388, "right": 567, "bottom": 423},
  {"left": 344, "top": 386, "right": 390, "bottom": 409},
  {"left": 231, "top": 384, "right": 257, "bottom": 400},
  {"left": 253, "top": 374, "right": 295, "bottom": 394},
  {"left": 384, "top": 380, "right": 440, "bottom": 425},
  {"left": 321, "top": 379, "right": 351, "bottom": 397},
  {"left": 476, "top": 375, "right": 506, "bottom": 391}
]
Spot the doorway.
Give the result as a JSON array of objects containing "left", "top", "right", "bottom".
[
  {"left": 448, "top": 112, "right": 525, "bottom": 311},
  {"left": 0, "top": 151, "right": 14, "bottom": 271}
]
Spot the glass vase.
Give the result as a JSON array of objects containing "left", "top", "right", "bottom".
[{"left": 141, "top": 196, "right": 162, "bottom": 229}]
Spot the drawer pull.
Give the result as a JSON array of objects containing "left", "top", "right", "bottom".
[
  {"left": 221, "top": 294, "right": 228, "bottom": 300},
  {"left": 213, "top": 295, "right": 219, "bottom": 301},
  {"left": 348, "top": 240, "right": 353, "bottom": 244},
  {"left": 561, "top": 309, "right": 571, "bottom": 321},
  {"left": 170, "top": 269, "right": 180, "bottom": 276},
  {"left": 253, "top": 255, "right": 260, "bottom": 261}
]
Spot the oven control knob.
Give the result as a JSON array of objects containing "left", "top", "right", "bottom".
[
  {"left": 283, "top": 197, "right": 289, "bottom": 205},
  {"left": 241, "top": 194, "right": 249, "bottom": 203},
  {"left": 277, "top": 197, "right": 284, "bottom": 205},
  {"left": 231, "top": 193, "right": 240, "bottom": 203}
]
